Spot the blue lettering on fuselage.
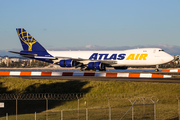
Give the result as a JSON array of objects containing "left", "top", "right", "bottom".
[
  {"left": 89, "top": 53, "right": 98, "bottom": 60},
  {"left": 89, "top": 53, "right": 126, "bottom": 60}
]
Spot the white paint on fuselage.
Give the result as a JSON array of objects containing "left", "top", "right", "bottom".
[{"left": 47, "top": 48, "right": 174, "bottom": 67}]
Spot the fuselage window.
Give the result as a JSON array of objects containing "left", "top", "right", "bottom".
[{"left": 159, "top": 49, "right": 164, "bottom": 52}]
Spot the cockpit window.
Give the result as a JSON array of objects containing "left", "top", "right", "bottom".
[{"left": 159, "top": 49, "right": 164, "bottom": 51}]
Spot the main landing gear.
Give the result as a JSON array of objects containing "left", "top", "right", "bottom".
[
  {"left": 155, "top": 65, "right": 159, "bottom": 72},
  {"left": 80, "top": 66, "right": 106, "bottom": 71}
]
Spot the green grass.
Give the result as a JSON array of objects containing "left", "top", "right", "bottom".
[{"left": 0, "top": 77, "right": 180, "bottom": 119}]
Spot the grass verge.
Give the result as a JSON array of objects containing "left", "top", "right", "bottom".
[{"left": 0, "top": 77, "right": 179, "bottom": 119}]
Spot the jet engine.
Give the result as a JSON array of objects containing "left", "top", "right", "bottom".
[
  {"left": 59, "top": 59, "right": 75, "bottom": 67},
  {"left": 87, "top": 62, "right": 105, "bottom": 70}
]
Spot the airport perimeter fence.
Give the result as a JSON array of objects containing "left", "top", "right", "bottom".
[{"left": 0, "top": 93, "right": 179, "bottom": 120}]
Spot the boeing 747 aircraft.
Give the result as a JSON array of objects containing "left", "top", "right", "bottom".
[{"left": 9, "top": 28, "right": 174, "bottom": 71}]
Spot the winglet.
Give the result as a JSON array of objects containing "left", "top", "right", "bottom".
[{"left": 16, "top": 28, "right": 46, "bottom": 51}]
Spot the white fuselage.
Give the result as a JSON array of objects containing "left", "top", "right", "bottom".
[{"left": 47, "top": 48, "right": 174, "bottom": 67}]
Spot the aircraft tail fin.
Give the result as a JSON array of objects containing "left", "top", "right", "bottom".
[{"left": 16, "top": 28, "right": 46, "bottom": 52}]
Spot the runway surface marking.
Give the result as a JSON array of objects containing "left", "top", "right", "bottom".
[
  {"left": 0, "top": 71, "right": 171, "bottom": 78},
  {"left": 161, "top": 69, "right": 180, "bottom": 72}
]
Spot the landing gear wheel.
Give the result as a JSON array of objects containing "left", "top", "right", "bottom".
[
  {"left": 99, "top": 64, "right": 106, "bottom": 71},
  {"left": 80, "top": 67, "right": 84, "bottom": 71},
  {"left": 85, "top": 67, "right": 90, "bottom": 71},
  {"left": 155, "top": 65, "right": 159, "bottom": 72}
]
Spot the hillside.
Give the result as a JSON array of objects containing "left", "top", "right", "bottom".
[{"left": 0, "top": 77, "right": 179, "bottom": 119}]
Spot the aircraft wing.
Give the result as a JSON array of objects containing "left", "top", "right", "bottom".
[
  {"left": 52, "top": 56, "right": 117, "bottom": 65},
  {"left": 35, "top": 55, "right": 117, "bottom": 65},
  {"left": 9, "top": 51, "right": 117, "bottom": 65}
]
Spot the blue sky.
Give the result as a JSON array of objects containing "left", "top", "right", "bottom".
[{"left": 0, "top": 0, "right": 180, "bottom": 56}]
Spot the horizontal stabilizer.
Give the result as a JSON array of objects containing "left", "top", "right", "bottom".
[
  {"left": 9, "top": 51, "right": 57, "bottom": 60},
  {"left": 8, "top": 51, "right": 36, "bottom": 57}
]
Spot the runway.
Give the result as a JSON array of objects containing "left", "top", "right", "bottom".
[{"left": 0, "top": 68, "right": 180, "bottom": 83}]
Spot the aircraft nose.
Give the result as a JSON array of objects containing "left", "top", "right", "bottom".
[
  {"left": 165, "top": 54, "right": 174, "bottom": 62},
  {"left": 159, "top": 54, "right": 174, "bottom": 64}
]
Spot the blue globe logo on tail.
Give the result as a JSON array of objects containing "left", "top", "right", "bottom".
[{"left": 16, "top": 28, "right": 37, "bottom": 51}]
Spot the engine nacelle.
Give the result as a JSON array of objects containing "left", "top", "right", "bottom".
[
  {"left": 59, "top": 59, "right": 75, "bottom": 67},
  {"left": 88, "top": 62, "right": 104, "bottom": 70},
  {"left": 114, "top": 66, "right": 128, "bottom": 70}
]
